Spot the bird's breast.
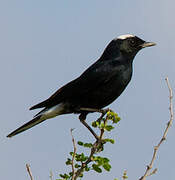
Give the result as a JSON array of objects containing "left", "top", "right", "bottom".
[
  {"left": 67, "top": 63, "right": 133, "bottom": 111},
  {"left": 77, "top": 68, "right": 132, "bottom": 109}
]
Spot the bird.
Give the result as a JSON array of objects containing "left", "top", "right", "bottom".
[{"left": 7, "top": 34, "right": 156, "bottom": 138}]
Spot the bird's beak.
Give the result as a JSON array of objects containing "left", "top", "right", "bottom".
[{"left": 141, "top": 42, "right": 156, "bottom": 48}]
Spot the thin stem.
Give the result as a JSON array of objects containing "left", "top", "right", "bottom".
[
  {"left": 26, "top": 164, "right": 34, "bottom": 180},
  {"left": 49, "top": 171, "right": 53, "bottom": 180},
  {"left": 74, "top": 108, "right": 110, "bottom": 179},
  {"left": 70, "top": 129, "right": 77, "bottom": 180},
  {"left": 139, "top": 77, "right": 173, "bottom": 180}
]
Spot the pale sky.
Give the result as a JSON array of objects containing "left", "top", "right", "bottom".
[{"left": 1, "top": 1, "right": 175, "bottom": 180}]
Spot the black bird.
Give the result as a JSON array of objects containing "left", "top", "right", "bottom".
[{"left": 7, "top": 34, "right": 156, "bottom": 138}]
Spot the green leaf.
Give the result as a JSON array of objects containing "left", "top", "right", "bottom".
[
  {"left": 92, "top": 121, "right": 97, "bottom": 127},
  {"left": 65, "top": 158, "right": 72, "bottom": 165},
  {"left": 75, "top": 153, "right": 88, "bottom": 162},
  {"left": 69, "top": 172, "right": 73, "bottom": 176},
  {"left": 106, "top": 111, "right": 121, "bottom": 124},
  {"left": 100, "top": 122, "right": 105, "bottom": 128},
  {"left": 75, "top": 154, "right": 81, "bottom": 161},
  {"left": 85, "top": 166, "right": 90, "bottom": 171},
  {"left": 75, "top": 164, "right": 81, "bottom": 168},
  {"left": 123, "top": 170, "right": 128, "bottom": 179},
  {"left": 107, "top": 111, "right": 114, "bottom": 120},
  {"left": 109, "top": 139, "right": 115, "bottom": 144},
  {"left": 113, "top": 116, "right": 121, "bottom": 123},
  {"left": 59, "top": 173, "right": 69, "bottom": 179},
  {"left": 103, "top": 163, "right": 111, "bottom": 171},
  {"left": 105, "top": 125, "right": 114, "bottom": 131},
  {"left": 81, "top": 153, "right": 88, "bottom": 161},
  {"left": 102, "top": 157, "right": 109, "bottom": 163},
  {"left": 92, "top": 164, "right": 102, "bottom": 173},
  {"left": 104, "top": 138, "right": 115, "bottom": 144},
  {"left": 92, "top": 121, "right": 100, "bottom": 128},
  {"left": 94, "top": 157, "right": 103, "bottom": 166},
  {"left": 83, "top": 143, "right": 93, "bottom": 148},
  {"left": 69, "top": 152, "right": 73, "bottom": 156},
  {"left": 104, "top": 139, "right": 115, "bottom": 144},
  {"left": 79, "top": 173, "right": 83, "bottom": 177},
  {"left": 77, "top": 141, "right": 84, "bottom": 146}
]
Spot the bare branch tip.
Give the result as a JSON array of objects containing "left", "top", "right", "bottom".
[
  {"left": 139, "top": 77, "right": 173, "bottom": 180},
  {"left": 26, "top": 164, "right": 34, "bottom": 180}
]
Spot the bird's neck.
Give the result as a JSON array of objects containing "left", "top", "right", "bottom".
[{"left": 99, "top": 48, "right": 121, "bottom": 61}]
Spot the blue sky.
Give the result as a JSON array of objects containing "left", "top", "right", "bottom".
[{"left": 1, "top": 1, "right": 175, "bottom": 180}]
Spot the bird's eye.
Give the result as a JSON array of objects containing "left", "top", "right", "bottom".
[{"left": 129, "top": 39, "right": 136, "bottom": 46}]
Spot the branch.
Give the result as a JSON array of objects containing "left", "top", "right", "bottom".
[
  {"left": 49, "top": 170, "right": 53, "bottom": 180},
  {"left": 26, "top": 164, "right": 34, "bottom": 180},
  {"left": 70, "top": 129, "right": 77, "bottom": 180},
  {"left": 74, "top": 109, "right": 110, "bottom": 179},
  {"left": 139, "top": 77, "right": 173, "bottom": 180}
]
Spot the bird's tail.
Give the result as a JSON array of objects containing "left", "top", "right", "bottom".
[
  {"left": 7, "top": 115, "right": 44, "bottom": 138},
  {"left": 7, "top": 103, "right": 67, "bottom": 138}
]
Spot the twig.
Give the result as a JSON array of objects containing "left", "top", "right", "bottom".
[
  {"left": 122, "top": 170, "right": 128, "bottom": 180},
  {"left": 139, "top": 77, "right": 173, "bottom": 180},
  {"left": 74, "top": 141, "right": 98, "bottom": 179},
  {"left": 49, "top": 170, "right": 53, "bottom": 180},
  {"left": 26, "top": 164, "right": 34, "bottom": 180},
  {"left": 70, "top": 129, "right": 77, "bottom": 180},
  {"left": 74, "top": 109, "right": 110, "bottom": 179}
]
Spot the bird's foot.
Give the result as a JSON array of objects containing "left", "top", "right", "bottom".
[{"left": 79, "top": 107, "right": 110, "bottom": 115}]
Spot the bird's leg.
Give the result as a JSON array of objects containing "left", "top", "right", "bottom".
[
  {"left": 80, "top": 107, "right": 110, "bottom": 125},
  {"left": 79, "top": 113, "right": 99, "bottom": 141},
  {"left": 79, "top": 108, "right": 110, "bottom": 141}
]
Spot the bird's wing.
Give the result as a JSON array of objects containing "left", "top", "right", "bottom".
[{"left": 30, "top": 60, "right": 118, "bottom": 110}]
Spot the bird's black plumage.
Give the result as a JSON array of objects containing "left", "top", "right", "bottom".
[{"left": 7, "top": 34, "right": 156, "bottom": 137}]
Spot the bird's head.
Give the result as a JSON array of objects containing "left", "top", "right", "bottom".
[
  {"left": 100, "top": 34, "right": 156, "bottom": 61},
  {"left": 117, "top": 34, "right": 156, "bottom": 57}
]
